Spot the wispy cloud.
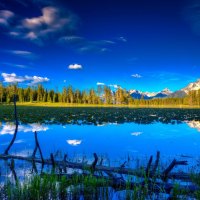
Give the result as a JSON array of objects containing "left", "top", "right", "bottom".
[
  {"left": 131, "top": 74, "right": 142, "bottom": 78},
  {"left": 59, "top": 36, "right": 84, "bottom": 44},
  {"left": 0, "top": 10, "right": 14, "bottom": 27},
  {"left": 68, "top": 64, "right": 82, "bottom": 70},
  {"left": 1, "top": 72, "right": 49, "bottom": 85},
  {"left": 117, "top": 36, "right": 127, "bottom": 42},
  {"left": 2, "top": 62, "right": 30, "bottom": 69},
  {"left": 149, "top": 71, "right": 194, "bottom": 81},
  {"left": 0, "top": 7, "right": 78, "bottom": 45},
  {"left": 59, "top": 35, "right": 115, "bottom": 53},
  {"left": 3, "top": 50, "right": 38, "bottom": 59}
]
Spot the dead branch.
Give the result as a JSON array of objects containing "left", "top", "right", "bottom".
[
  {"left": 32, "top": 131, "right": 44, "bottom": 164},
  {"left": 162, "top": 159, "right": 188, "bottom": 181},
  {"left": 151, "top": 151, "right": 160, "bottom": 176},
  {"left": 146, "top": 155, "right": 153, "bottom": 176},
  {"left": 9, "top": 159, "right": 18, "bottom": 183},
  {"left": 91, "top": 153, "right": 98, "bottom": 173}
]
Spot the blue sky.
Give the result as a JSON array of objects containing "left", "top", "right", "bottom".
[{"left": 0, "top": 0, "right": 199, "bottom": 92}]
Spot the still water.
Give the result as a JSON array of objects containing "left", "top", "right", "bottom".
[{"left": 0, "top": 121, "right": 200, "bottom": 161}]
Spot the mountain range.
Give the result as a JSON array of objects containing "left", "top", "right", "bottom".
[{"left": 130, "top": 79, "right": 200, "bottom": 99}]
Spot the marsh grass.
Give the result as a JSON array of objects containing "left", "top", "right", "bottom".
[
  {"left": 1, "top": 105, "right": 200, "bottom": 125},
  {"left": 2, "top": 173, "right": 111, "bottom": 200},
  {"left": 1, "top": 169, "right": 199, "bottom": 200}
]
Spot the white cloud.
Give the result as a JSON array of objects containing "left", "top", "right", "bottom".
[
  {"left": 28, "top": 75, "right": 49, "bottom": 86},
  {"left": 1, "top": 73, "right": 49, "bottom": 85},
  {"left": 97, "top": 82, "right": 105, "bottom": 86},
  {"left": 68, "top": 64, "right": 82, "bottom": 70},
  {"left": 131, "top": 74, "right": 142, "bottom": 78},
  {"left": 0, "top": 10, "right": 14, "bottom": 26},
  {"left": 1, "top": 73, "right": 25, "bottom": 83},
  {"left": 0, "top": 123, "right": 49, "bottom": 135},
  {"left": 66, "top": 139, "right": 82, "bottom": 146}
]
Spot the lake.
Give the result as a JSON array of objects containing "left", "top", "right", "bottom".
[
  {"left": 0, "top": 106, "right": 200, "bottom": 199},
  {"left": 0, "top": 119, "right": 200, "bottom": 168}
]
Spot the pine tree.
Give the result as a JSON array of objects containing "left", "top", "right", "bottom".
[{"left": 0, "top": 82, "right": 3, "bottom": 103}]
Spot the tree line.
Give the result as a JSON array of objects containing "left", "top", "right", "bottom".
[{"left": 0, "top": 83, "right": 199, "bottom": 106}]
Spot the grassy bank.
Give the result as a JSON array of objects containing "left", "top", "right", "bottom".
[
  {"left": 1, "top": 172, "right": 200, "bottom": 200},
  {"left": 1, "top": 102, "right": 200, "bottom": 109}
]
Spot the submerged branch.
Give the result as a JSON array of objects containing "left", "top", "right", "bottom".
[
  {"left": 4, "top": 95, "right": 19, "bottom": 155},
  {"left": 0, "top": 153, "right": 192, "bottom": 181}
]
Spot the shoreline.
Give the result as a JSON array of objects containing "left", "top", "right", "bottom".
[{"left": 1, "top": 102, "right": 200, "bottom": 109}]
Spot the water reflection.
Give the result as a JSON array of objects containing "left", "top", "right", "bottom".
[
  {"left": 0, "top": 123, "right": 49, "bottom": 135},
  {"left": 186, "top": 121, "right": 200, "bottom": 132},
  {"left": 0, "top": 121, "right": 199, "bottom": 161}
]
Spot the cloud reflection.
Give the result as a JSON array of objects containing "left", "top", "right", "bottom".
[
  {"left": 0, "top": 123, "right": 49, "bottom": 135},
  {"left": 67, "top": 139, "right": 82, "bottom": 146},
  {"left": 186, "top": 121, "right": 200, "bottom": 132},
  {"left": 131, "top": 132, "right": 143, "bottom": 136}
]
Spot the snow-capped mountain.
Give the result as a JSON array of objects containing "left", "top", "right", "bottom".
[
  {"left": 143, "top": 91, "right": 158, "bottom": 97},
  {"left": 168, "top": 79, "right": 200, "bottom": 98},
  {"left": 129, "top": 79, "right": 200, "bottom": 99},
  {"left": 181, "top": 79, "right": 200, "bottom": 94},
  {"left": 130, "top": 88, "right": 172, "bottom": 99},
  {"left": 154, "top": 88, "right": 172, "bottom": 98},
  {"left": 129, "top": 90, "right": 148, "bottom": 99}
]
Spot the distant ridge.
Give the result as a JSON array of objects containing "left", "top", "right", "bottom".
[
  {"left": 130, "top": 78, "right": 200, "bottom": 99},
  {"left": 130, "top": 88, "right": 172, "bottom": 99}
]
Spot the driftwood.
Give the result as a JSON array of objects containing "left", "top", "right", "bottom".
[{"left": 0, "top": 153, "right": 191, "bottom": 181}]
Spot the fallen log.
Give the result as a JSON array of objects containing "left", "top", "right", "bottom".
[{"left": 0, "top": 154, "right": 194, "bottom": 182}]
